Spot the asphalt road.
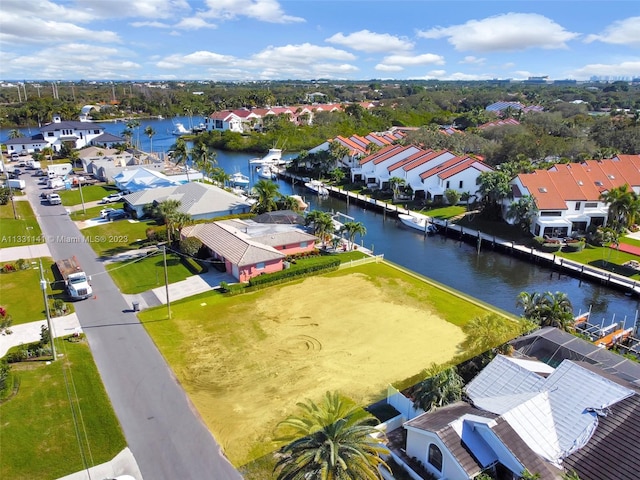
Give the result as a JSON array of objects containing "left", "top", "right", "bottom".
[{"left": 23, "top": 174, "right": 242, "bottom": 480}]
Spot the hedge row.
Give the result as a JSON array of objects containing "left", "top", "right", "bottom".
[{"left": 248, "top": 258, "right": 341, "bottom": 287}]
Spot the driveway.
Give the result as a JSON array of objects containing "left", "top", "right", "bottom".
[{"left": 20, "top": 172, "right": 242, "bottom": 479}]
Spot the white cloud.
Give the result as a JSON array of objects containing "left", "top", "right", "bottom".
[
  {"left": 77, "top": 0, "right": 191, "bottom": 19},
  {"left": 1, "top": 0, "right": 95, "bottom": 22},
  {"left": 585, "top": 17, "right": 640, "bottom": 46},
  {"left": 418, "top": 13, "right": 579, "bottom": 52},
  {"left": 375, "top": 53, "right": 445, "bottom": 72},
  {"left": 156, "top": 51, "right": 237, "bottom": 69},
  {"left": 249, "top": 43, "right": 355, "bottom": 68},
  {"left": 0, "top": 19, "right": 121, "bottom": 45},
  {"left": 572, "top": 61, "right": 640, "bottom": 78},
  {"left": 130, "top": 21, "right": 173, "bottom": 28},
  {"left": 3, "top": 43, "right": 141, "bottom": 79},
  {"left": 326, "top": 30, "right": 413, "bottom": 53},
  {"left": 460, "top": 56, "right": 485, "bottom": 65},
  {"left": 174, "top": 17, "right": 217, "bottom": 30},
  {"left": 201, "top": 0, "right": 305, "bottom": 24}
]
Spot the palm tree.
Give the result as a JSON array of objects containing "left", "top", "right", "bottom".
[
  {"left": 506, "top": 195, "right": 538, "bottom": 231},
  {"left": 517, "top": 291, "right": 574, "bottom": 331},
  {"left": 191, "top": 141, "right": 217, "bottom": 182},
  {"left": 251, "top": 179, "right": 280, "bottom": 214},
  {"left": 126, "top": 118, "right": 141, "bottom": 149},
  {"left": 305, "top": 210, "right": 334, "bottom": 246},
  {"left": 341, "top": 221, "right": 367, "bottom": 251},
  {"left": 154, "top": 199, "right": 182, "bottom": 242},
  {"left": 459, "top": 314, "right": 527, "bottom": 355},
  {"left": 388, "top": 176, "right": 406, "bottom": 201},
  {"left": 144, "top": 126, "right": 156, "bottom": 154},
  {"left": 8, "top": 129, "right": 24, "bottom": 139},
  {"left": 171, "top": 137, "right": 191, "bottom": 182},
  {"left": 274, "top": 391, "right": 390, "bottom": 480},
  {"left": 171, "top": 211, "right": 193, "bottom": 240},
  {"left": 600, "top": 184, "right": 637, "bottom": 233},
  {"left": 411, "top": 364, "right": 464, "bottom": 412}
]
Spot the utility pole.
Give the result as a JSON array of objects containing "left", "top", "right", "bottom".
[
  {"left": 39, "top": 260, "right": 56, "bottom": 361},
  {"left": 78, "top": 178, "right": 86, "bottom": 214},
  {"left": 162, "top": 244, "right": 171, "bottom": 319}
]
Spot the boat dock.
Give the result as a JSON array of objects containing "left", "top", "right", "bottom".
[{"left": 280, "top": 171, "right": 640, "bottom": 298}]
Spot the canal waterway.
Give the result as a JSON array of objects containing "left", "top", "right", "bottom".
[{"left": 3, "top": 118, "right": 640, "bottom": 328}]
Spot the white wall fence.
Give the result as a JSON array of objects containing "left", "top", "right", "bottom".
[
  {"left": 386, "top": 384, "right": 424, "bottom": 421},
  {"left": 337, "top": 254, "right": 385, "bottom": 269}
]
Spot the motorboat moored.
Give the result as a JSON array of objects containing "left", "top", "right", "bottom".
[
  {"left": 229, "top": 171, "right": 250, "bottom": 185},
  {"left": 304, "top": 179, "right": 329, "bottom": 196},
  {"left": 398, "top": 213, "right": 437, "bottom": 234}
]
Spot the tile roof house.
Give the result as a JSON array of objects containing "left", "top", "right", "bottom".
[
  {"left": 400, "top": 352, "right": 637, "bottom": 480},
  {"left": 506, "top": 155, "right": 640, "bottom": 238},
  {"left": 123, "top": 181, "right": 252, "bottom": 220},
  {"left": 38, "top": 114, "right": 109, "bottom": 152},
  {"left": 181, "top": 219, "right": 318, "bottom": 281}
]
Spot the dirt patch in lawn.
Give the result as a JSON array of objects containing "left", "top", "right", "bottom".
[{"left": 174, "top": 272, "right": 466, "bottom": 466}]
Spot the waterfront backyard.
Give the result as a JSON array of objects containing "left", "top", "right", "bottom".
[{"left": 138, "top": 261, "right": 521, "bottom": 467}]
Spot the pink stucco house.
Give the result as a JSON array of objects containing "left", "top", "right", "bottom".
[{"left": 181, "top": 219, "right": 318, "bottom": 282}]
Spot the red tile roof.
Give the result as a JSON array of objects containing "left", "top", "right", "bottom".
[{"left": 359, "top": 144, "right": 402, "bottom": 165}]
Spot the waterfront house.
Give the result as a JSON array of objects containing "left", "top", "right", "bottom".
[
  {"left": 39, "top": 114, "right": 108, "bottom": 152},
  {"left": 505, "top": 154, "right": 640, "bottom": 238},
  {"left": 181, "top": 219, "right": 317, "bottom": 281},
  {"left": 4, "top": 134, "right": 50, "bottom": 155},
  {"left": 122, "top": 181, "right": 252, "bottom": 219}
]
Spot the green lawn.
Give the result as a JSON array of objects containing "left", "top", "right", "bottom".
[
  {"left": 81, "top": 219, "right": 160, "bottom": 257},
  {"left": 421, "top": 205, "right": 467, "bottom": 220},
  {"left": 0, "top": 339, "right": 126, "bottom": 480},
  {"left": 0, "top": 201, "right": 43, "bottom": 247},
  {"left": 556, "top": 242, "right": 640, "bottom": 279},
  {"left": 107, "top": 252, "right": 205, "bottom": 294},
  {"left": 69, "top": 204, "right": 106, "bottom": 221},
  {"left": 57, "top": 185, "right": 114, "bottom": 205},
  {"left": 0, "top": 258, "right": 69, "bottom": 325}
]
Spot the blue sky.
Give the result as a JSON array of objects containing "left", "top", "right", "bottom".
[{"left": 1, "top": 0, "right": 639, "bottom": 81}]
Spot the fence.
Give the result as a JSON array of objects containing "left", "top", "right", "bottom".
[{"left": 337, "top": 254, "right": 385, "bottom": 269}]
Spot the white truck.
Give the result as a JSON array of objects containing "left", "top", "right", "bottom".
[
  {"left": 56, "top": 256, "right": 93, "bottom": 300},
  {"left": 48, "top": 177, "right": 65, "bottom": 189},
  {"left": 7, "top": 178, "right": 26, "bottom": 190},
  {"left": 46, "top": 163, "right": 73, "bottom": 178}
]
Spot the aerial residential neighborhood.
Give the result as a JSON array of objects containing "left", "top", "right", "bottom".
[{"left": 2, "top": 2, "right": 640, "bottom": 477}]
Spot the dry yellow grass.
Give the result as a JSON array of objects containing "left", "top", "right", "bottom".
[{"left": 141, "top": 265, "right": 501, "bottom": 466}]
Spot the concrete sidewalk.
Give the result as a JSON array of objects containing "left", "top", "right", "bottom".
[
  {"left": 0, "top": 243, "right": 52, "bottom": 262},
  {"left": 0, "top": 313, "right": 81, "bottom": 357}
]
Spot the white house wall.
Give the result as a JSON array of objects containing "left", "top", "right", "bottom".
[
  {"left": 404, "top": 428, "right": 468, "bottom": 480},
  {"left": 371, "top": 147, "right": 422, "bottom": 186},
  {"left": 403, "top": 152, "right": 457, "bottom": 191}
]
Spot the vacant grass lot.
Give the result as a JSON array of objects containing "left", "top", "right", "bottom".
[
  {"left": 80, "top": 219, "right": 158, "bottom": 257},
  {"left": 0, "top": 258, "right": 69, "bottom": 325},
  {"left": 107, "top": 252, "right": 205, "bottom": 294},
  {"left": 0, "top": 339, "right": 126, "bottom": 480},
  {"left": 0, "top": 201, "right": 43, "bottom": 247},
  {"left": 69, "top": 204, "right": 106, "bottom": 221},
  {"left": 57, "top": 185, "right": 114, "bottom": 205},
  {"left": 139, "top": 261, "right": 519, "bottom": 467}
]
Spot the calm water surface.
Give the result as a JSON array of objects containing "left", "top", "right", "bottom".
[{"left": 3, "top": 118, "right": 639, "bottom": 327}]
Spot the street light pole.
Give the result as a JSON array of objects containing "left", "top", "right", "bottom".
[
  {"left": 78, "top": 178, "right": 86, "bottom": 214},
  {"left": 162, "top": 244, "right": 171, "bottom": 319},
  {"left": 39, "top": 260, "right": 56, "bottom": 361}
]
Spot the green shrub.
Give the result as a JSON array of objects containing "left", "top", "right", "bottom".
[
  {"left": 540, "top": 243, "right": 562, "bottom": 253},
  {"left": 563, "top": 241, "right": 585, "bottom": 252}
]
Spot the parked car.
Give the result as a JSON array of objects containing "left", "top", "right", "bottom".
[
  {"left": 47, "top": 193, "right": 62, "bottom": 205},
  {"left": 10, "top": 152, "right": 19, "bottom": 160},
  {"left": 38, "top": 177, "right": 49, "bottom": 185},
  {"left": 102, "top": 192, "right": 124, "bottom": 203},
  {"left": 100, "top": 207, "right": 117, "bottom": 219},
  {"left": 107, "top": 209, "right": 129, "bottom": 221}
]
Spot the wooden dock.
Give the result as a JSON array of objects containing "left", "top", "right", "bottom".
[{"left": 281, "top": 172, "right": 640, "bottom": 298}]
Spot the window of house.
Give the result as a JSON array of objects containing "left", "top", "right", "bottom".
[
  {"left": 256, "top": 262, "right": 265, "bottom": 270},
  {"left": 575, "top": 202, "right": 581, "bottom": 211},
  {"left": 93, "top": 129, "right": 100, "bottom": 134},
  {"left": 47, "top": 132, "right": 54, "bottom": 137},
  {"left": 459, "top": 180, "right": 463, "bottom": 188},
  {"left": 585, "top": 202, "right": 598, "bottom": 208},
  {"left": 446, "top": 180, "right": 450, "bottom": 189},
  {"left": 540, "top": 211, "right": 562, "bottom": 217},
  {"left": 428, "top": 444, "right": 443, "bottom": 471},
  {"left": 300, "top": 241, "right": 308, "bottom": 248}
]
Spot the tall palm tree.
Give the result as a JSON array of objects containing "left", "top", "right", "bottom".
[
  {"left": 144, "top": 126, "right": 156, "bottom": 154},
  {"left": 517, "top": 291, "right": 574, "bottom": 331},
  {"left": 388, "top": 176, "right": 406, "bottom": 201},
  {"left": 305, "top": 210, "right": 334, "bottom": 246},
  {"left": 251, "top": 179, "right": 280, "bottom": 214},
  {"left": 274, "top": 391, "right": 390, "bottom": 480},
  {"left": 126, "top": 118, "right": 141, "bottom": 149},
  {"left": 171, "top": 137, "right": 191, "bottom": 182},
  {"left": 171, "top": 211, "right": 193, "bottom": 240},
  {"left": 459, "top": 314, "right": 528, "bottom": 355},
  {"left": 154, "top": 199, "right": 182, "bottom": 242},
  {"left": 600, "top": 184, "right": 636, "bottom": 233},
  {"left": 341, "top": 221, "right": 367, "bottom": 251},
  {"left": 191, "top": 141, "right": 217, "bottom": 182},
  {"left": 411, "top": 364, "right": 464, "bottom": 412}
]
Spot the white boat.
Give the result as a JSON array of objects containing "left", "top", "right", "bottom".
[
  {"left": 305, "top": 179, "right": 329, "bottom": 196},
  {"left": 172, "top": 122, "right": 191, "bottom": 136},
  {"left": 257, "top": 164, "right": 277, "bottom": 180},
  {"left": 249, "top": 148, "right": 283, "bottom": 166},
  {"left": 398, "top": 213, "right": 437, "bottom": 234},
  {"left": 229, "top": 172, "right": 250, "bottom": 185}
]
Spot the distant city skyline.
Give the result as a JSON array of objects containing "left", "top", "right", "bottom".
[{"left": 1, "top": 0, "right": 639, "bottom": 82}]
